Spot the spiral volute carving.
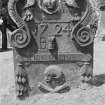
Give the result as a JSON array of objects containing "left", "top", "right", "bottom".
[
  {"left": 72, "top": 0, "right": 98, "bottom": 47},
  {"left": 11, "top": 29, "right": 31, "bottom": 48},
  {"left": 8, "top": 0, "right": 31, "bottom": 48},
  {"left": 74, "top": 26, "right": 94, "bottom": 47}
]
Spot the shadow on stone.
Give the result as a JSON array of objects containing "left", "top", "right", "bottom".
[
  {"left": 86, "top": 74, "right": 105, "bottom": 87},
  {"left": 0, "top": 48, "right": 12, "bottom": 52}
]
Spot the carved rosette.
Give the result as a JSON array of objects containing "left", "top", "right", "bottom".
[{"left": 8, "top": 0, "right": 31, "bottom": 48}]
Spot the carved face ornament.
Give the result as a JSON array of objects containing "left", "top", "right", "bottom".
[{"left": 38, "top": 0, "right": 61, "bottom": 14}]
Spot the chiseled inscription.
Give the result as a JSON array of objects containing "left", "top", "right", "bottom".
[
  {"left": 26, "top": 53, "right": 91, "bottom": 62},
  {"left": 34, "top": 54, "right": 55, "bottom": 61}
]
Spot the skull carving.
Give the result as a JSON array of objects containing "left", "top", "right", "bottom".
[
  {"left": 38, "top": 65, "right": 70, "bottom": 93},
  {"left": 44, "top": 65, "right": 66, "bottom": 89},
  {"left": 39, "top": 0, "right": 60, "bottom": 14}
]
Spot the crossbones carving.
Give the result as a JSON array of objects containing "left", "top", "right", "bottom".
[{"left": 38, "top": 65, "right": 70, "bottom": 93}]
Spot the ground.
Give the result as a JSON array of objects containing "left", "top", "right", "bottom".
[
  {"left": 0, "top": 49, "right": 105, "bottom": 105},
  {"left": 1, "top": 11, "right": 105, "bottom": 105}
]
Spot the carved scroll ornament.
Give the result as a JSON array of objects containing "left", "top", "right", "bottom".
[
  {"left": 8, "top": 0, "right": 31, "bottom": 48},
  {"left": 71, "top": 0, "right": 98, "bottom": 47}
]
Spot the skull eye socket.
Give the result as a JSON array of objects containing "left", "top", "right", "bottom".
[
  {"left": 46, "top": 74, "right": 57, "bottom": 78},
  {"left": 51, "top": 74, "right": 57, "bottom": 78}
]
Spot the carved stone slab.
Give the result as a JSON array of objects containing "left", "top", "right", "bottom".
[{"left": 8, "top": 0, "right": 99, "bottom": 99}]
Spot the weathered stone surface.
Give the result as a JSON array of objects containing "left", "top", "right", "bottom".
[{"left": 7, "top": 0, "right": 99, "bottom": 99}]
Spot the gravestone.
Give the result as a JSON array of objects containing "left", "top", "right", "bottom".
[{"left": 8, "top": 0, "right": 99, "bottom": 99}]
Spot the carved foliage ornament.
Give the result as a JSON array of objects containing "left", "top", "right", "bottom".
[
  {"left": 65, "top": 0, "right": 79, "bottom": 8},
  {"left": 24, "top": 0, "right": 36, "bottom": 9},
  {"left": 16, "top": 63, "right": 29, "bottom": 98}
]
